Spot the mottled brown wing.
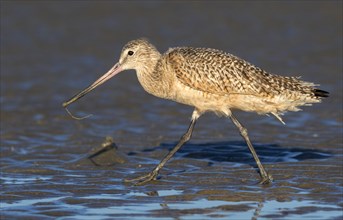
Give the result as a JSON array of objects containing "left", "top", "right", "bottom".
[{"left": 167, "top": 47, "right": 281, "bottom": 97}]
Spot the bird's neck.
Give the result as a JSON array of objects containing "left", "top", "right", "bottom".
[{"left": 136, "top": 52, "right": 171, "bottom": 98}]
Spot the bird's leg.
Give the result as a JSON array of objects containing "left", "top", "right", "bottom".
[
  {"left": 125, "top": 109, "right": 200, "bottom": 185},
  {"left": 229, "top": 113, "right": 273, "bottom": 184}
]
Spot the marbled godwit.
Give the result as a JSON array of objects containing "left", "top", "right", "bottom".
[{"left": 63, "top": 38, "right": 329, "bottom": 185}]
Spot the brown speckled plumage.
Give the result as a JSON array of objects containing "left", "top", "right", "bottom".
[
  {"left": 120, "top": 39, "right": 328, "bottom": 123},
  {"left": 63, "top": 38, "right": 328, "bottom": 185}
]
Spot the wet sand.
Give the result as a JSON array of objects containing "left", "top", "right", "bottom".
[
  {"left": 1, "top": 134, "right": 342, "bottom": 219},
  {"left": 1, "top": 1, "right": 342, "bottom": 219}
]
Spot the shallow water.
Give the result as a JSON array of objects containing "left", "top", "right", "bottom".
[{"left": 1, "top": 1, "right": 342, "bottom": 220}]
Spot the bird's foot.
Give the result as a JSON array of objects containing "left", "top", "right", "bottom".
[
  {"left": 124, "top": 170, "right": 159, "bottom": 186},
  {"left": 259, "top": 173, "right": 273, "bottom": 185}
]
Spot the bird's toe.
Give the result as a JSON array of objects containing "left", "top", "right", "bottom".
[
  {"left": 259, "top": 174, "right": 273, "bottom": 185},
  {"left": 124, "top": 170, "right": 159, "bottom": 186}
]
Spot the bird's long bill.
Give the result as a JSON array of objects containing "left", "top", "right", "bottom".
[{"left": 62, "top": 62, "right": 122, "bottom": 108}]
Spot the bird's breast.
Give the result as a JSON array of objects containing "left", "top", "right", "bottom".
[{"left": 136, "top": 70, "right": 174, "bottom": 100}]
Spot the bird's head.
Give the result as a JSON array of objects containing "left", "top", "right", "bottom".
[
  {"left": 62, "top": 38, "right": 160, "bottom": 108},
  {"left": 119, "top": 38, "right": 160, "bottom": 71}
]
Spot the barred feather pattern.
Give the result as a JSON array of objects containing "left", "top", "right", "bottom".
[{"left": 117, "top": 39, "right": 328, "bottom": 123}]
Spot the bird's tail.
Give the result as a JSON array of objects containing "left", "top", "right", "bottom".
[
  {"left": 268, "top": 76, "right": 329, "bottom": 120},
  {"left": 313, "top": 89, "right": 329, "bottom": 98}
]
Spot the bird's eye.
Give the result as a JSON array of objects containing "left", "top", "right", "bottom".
[{"left": 128, "top": 50, "right": 134, "bottom": 56}]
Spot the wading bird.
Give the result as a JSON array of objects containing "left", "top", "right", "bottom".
[{"left": 63, "top": 38, "right": 328, "bottom": 185}]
